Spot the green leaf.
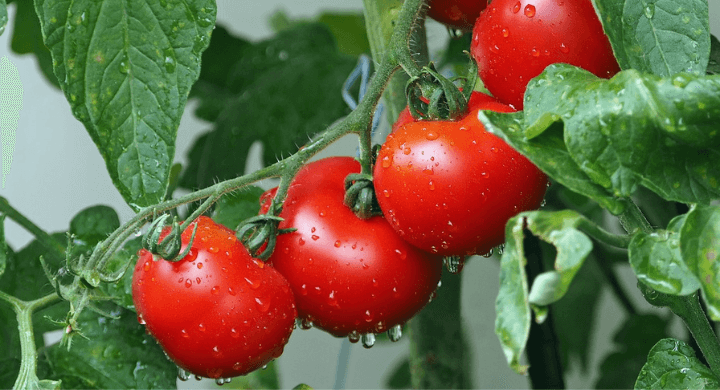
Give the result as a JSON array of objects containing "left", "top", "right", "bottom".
[
  {"left": 44, "top": 306, "right": 176, "bottom": 389},
  {"left": 595, "top": 314, "right": 670, "bottom": 389},
  {"left": 524, "top": 210, "right": 594, "bottom": 309},
  {"left": 496, "top": 210, "right": 598, "bottom": 374},
  {"left": 34, "top": 0, "right": 216, "bottom": 209},
  {"left": 629, "top": 230, "right": 701, "bottom": 296},
  {"left": 478, "top": 112, "right": 626, "bottom": 214},
  {"left": 551, "top": 252, "right": 604, "bottom": 372},
  {"left": 483, "top": 64, "right": 720, "bottom": 206},
  {"left": 269, "top": 10, "right": 370, "bottom": 57},
  {"left": 69, "top": 205, "right": 120, "bottom": 246},
  {"left": 495, "top": 216, "right": 531, "bottom": 375},
  {"left": 212, "top": 186, "right": 265, "bottom": 230},
  {"left": 8, "top": 0, "right": 58, "bottom": 87},
  {"left": 708, "top": 35, "right": 720, "bottom": 75},
  {"left": 594, "top": 0, "right": 710, "bottom": 76},
  {"left": 635, "top": 338, "right": 720, "bottom": 389},
  {"left": 181, "top": 23, "right": 355, "bottom": 189},
  {"left": 680, "top": 204, "right": 720, "bottom": 320},
  {"left": 0, "top": 0, "right": 7, "bottom": 36}
]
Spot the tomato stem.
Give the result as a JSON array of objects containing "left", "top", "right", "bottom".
[{"left": 408, "top": 272, "right": 473, "bottom": 388}]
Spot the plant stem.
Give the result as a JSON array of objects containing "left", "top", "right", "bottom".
[
  {"left": 671, "top": 293, "right": 720, "bottom": 378},
  {"left": 0, "top": 196, "right": 65, "bottom": 260},
  {"left": 624, "top": 197, "right": 720, "bottom": 377},
  {"left": 363, "top": 0, "right": 428, "bottom": 122},
  {"left": 577, "top": 217, "right": 631, "bottom": 249},
  {"left": 0, "top": 291, "right": 61, "bottom": 390},
  {"left": 408, "top": 272, "right": 473, "bottom": 389},
  {"left": 524, "top": 235, "right": 565, "bottom": 389}
]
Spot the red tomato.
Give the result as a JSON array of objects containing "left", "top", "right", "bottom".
[
  {"left": 267, "top": 157, "right": 443, "bottom": 338},
  {"left": 132, "top": 216, "right": 296, "bottom": 379},
  {"left": 392, "top": 91, "right": 508, "bottom": 132},
  {"left": 427, "top": 0, "right": 489, "bottom": 31},
  {"left": 374, "top": 93, "right": 548, "bottom": 256},
  {"left": 470, "top": 0, "right": 620, "bottom": 109}
]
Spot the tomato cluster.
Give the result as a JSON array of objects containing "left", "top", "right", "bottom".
[{"left": 131, "top": 0, "right": 621, "bottom": 381}]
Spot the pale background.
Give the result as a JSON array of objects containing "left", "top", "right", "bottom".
[{"left": 1, "top": 1, "right": 719, "bottom": 389}]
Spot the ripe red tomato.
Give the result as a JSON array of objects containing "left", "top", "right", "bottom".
[
  {"left": 132, "top": 216, "right": 296, "bottom": 379},
  {"left": 392, "top": 91, "right": 509, "bottom": 132},
  {"left": 266, "top": 157, "right": 443, "bottom": 338},
  {"left": 470, "top": 0, "right": 620, "bottom": 109},
  {"left": 374, "top": 93, "right": 548, "bottom": 256},
  {"left": 427, "top": 0, "right": 489, "bottom": 31}
]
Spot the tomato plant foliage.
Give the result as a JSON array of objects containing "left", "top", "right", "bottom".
[{"left": 1, "top": 0, "right": 720, "bottom": 389}]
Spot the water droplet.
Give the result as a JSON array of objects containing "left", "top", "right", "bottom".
[
  {"left": 311, "top": 235, "right": 320, "bottom": 241},
  {"left": 208, "top": 246, "right": 218, "bottom": 254},
  {"left": 298, "top": 237, "right": 306, "bottom": 246},
  {"left": 524, "top": 4, "right": 536, "bottom": 17},
  {"left": 559, "top": 43, "right": 569, "bottom": 54},
  {"left": 364, "top": 309, "right": 374, "bottom": 323},
  {"left": 178, "top": 367, "right": 190, "bottom": 381},
  {"left": 300, "top": 318, "right": 313, "bottom": 330},
  {"left": 197, "top": 262, "right": 203, "bottom": 269},
  {"left": 245, "top": 277, "right": 261, "bottom": 289},
  {"left": 425, "top": 131, "right": 439, "bottom": 140},
  {"left": 163, "top": 48, "right": 176, "bottom": 73},
  {"left": 185, "top": 279, "right": 192, "bottom": 288},
  {"left": 119, "top": 60, "right": 130, "bottom": 74},
  {"left": 644, "top": 3, "right": 655, "bottom": 19},
  {"left": 388, "top": 324, "right": 403, "bottom": 342},
  {"left": 348, "top": 331, "right": 361, "bottom": 343},
  {"left": 255, "top": 297, "right": 271, "bottom": 312},
  {"left": 482, "top": 248, "right": 495, "bottom": 258},
  {"left": 215, "top": 377, "right": 232, "bottom": 386},
  {"left": 512, "top": 1, "right": 521, "bottom": 13},
  {"left": 362, "top": 333, "right": 376, "bottom": 348},
  {"left": 496, "top": 244, "right": 505, "bottom": 255},
  {"left": 444, "top": 256, "right": 465, "bottom": 274},
  {"left": 230, "top": 327, "right": 239, "bottom": 338},
  {"left": 531, "top": 47, "right": 540, "bottom": 57},
  {"left": 382, "top": 155, "right": 392, "bottom": 168},
  {"left": 428, "top": 180, "right": 435, "bottom": 190},
  {"left": 195, "top": 277, "right": 201, "bottom": 284},
  {"left": 403, "top": 147, "right": 412, "bottom": 155},
  {"left": 143, "top": 260, "right": 151, "bottom": 271},
  {"left": 207, "top": 367, "right": 223, "bottom": 379},
  {"left": 198, "top": 323, "right": 206, "bottom": 332},
  {"left": 228, "top": 287, "right": 236, "bottom": 296},
  {"left": 137, "top": 314, "right": 146, "bottom": 325},
  {"left": 328, "top": 290, "right": 340, "bottom": 308},
  {"left": 501, "top": 28, "right": 509, "bottom": 38},
  {"left": 334, "top": 240, "right": 341, "bottom": 248},
  {"left": 212, "top": 345, "right": 222, "bottom": 357}
]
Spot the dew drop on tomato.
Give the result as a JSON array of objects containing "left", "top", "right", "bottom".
[
  {"left": 524, "top": 4, "right": 536, "bottom": 17},
  {"left": 364, "top": 310, "right": 374, "bottom": 323},
  {"left": 560, "top": 43, "right": 569, "bottom": 53},
  {"left": 212, "top": 346, "right": 222, "bottom": 358},
  {"left": 362, "top": 333, "right": 376, "bottom": 349},
  {"left": 334, "top": 240, "right": 341, "bottom": 248},
  {"left": 137, "top": 314, "right": 146, "bottom": 325},
  {"left": 228, "top": 287, "right": 236, "bottom": 296},
  {"left": 244, "top": 276, "right": 261, "bottom": 289},
  {"left": 255, "top": 297, "right": 271, "bottom": 313},
  {"left": 348, "top": 331, "right": 360, "bottom": 343},
  {"left": 184, "top": 279, "right": 192, "bottom": 288},
  {"left": 512, "top": 1, "right": 521, "bottom": 13},
  {"left": 198, "top": 323, "right": 206, "bottom": 332}
]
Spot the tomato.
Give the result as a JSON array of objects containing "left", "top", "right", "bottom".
[
  {"left": 392, "top": 91, "right": 509, "bottom": 132},
  {"left": 132, "top": 216, "right": 296, "bottom": 379},
  {"left": 427, "top": 0, "right": 489, "bottom": 31},
  {"left": 470, "top": 0, "right": 620, "bottom": 109},
  {"left": 266, "top": 157, "right": 443, "bottom": 339},
  {"left": 374, "top": 93, "right": 548, "bottom": 256}
]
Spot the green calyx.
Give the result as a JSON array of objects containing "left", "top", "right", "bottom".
[
  {"left": 142, "top": 214, "right": 197, "bottom": 262},
  {"left": 405, "top": 53, "right": 478, "bottom": 121},
  {"left": 344, "top": 173, "right": 383, "bottom": 220}
]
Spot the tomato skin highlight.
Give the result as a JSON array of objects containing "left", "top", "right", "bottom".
[
  {"left": 132, "top": 216, "right": 296, "bottom": 379},
  {"left": 470, "top": 0, "right": 620, "bottom": 109},
  {"left": 374, "top": 94, "right": 548, "bottom": 256},
  {"left": 427, "top": 0, "right": 489, "bottom": 31},
  {"left": 267, "top": 157, "right": 443, "bottom": 337}
]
